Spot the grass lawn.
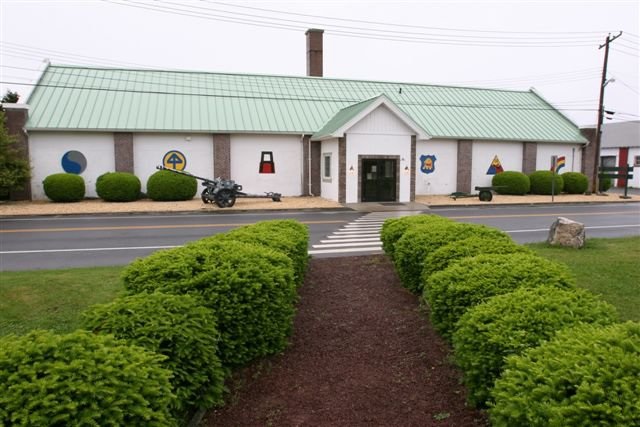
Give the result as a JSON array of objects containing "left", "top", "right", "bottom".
[
  {"left": 0, "top": 236, "right": 638, "bottom": 336},
  {"left": 0, "top": 266, "right": 124, "bottom": 336},
  {"left": 527, "top": 236, "right": 640, "bottom": 321}
]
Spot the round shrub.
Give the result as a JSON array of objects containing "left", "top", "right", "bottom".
[
  {"left": 0, "top": 330, "right": 176, "bottom": 426},
  {"left": 561, "top": 171, "right": 589, "bottom": 194},
  {"left": 529, "top": 170, "right": 564, "bottom": 195},
  {"left": 42, "top": 173, "right": 85, "bottom": 202},
  {"left": 395, "top": 222, "right": 510, "bottom": 294},
  {"left": 122, "top": 240, "right": 296, "bottom": 366},
  {"left": 425, "top": 252, "right": 575, "bottom": 339},
  {"left": 599, "top": 176, "right": 613, "bottom": 192},
  {"left": 82, "top": 293, "right": 226, "bottom": 415},
  {"left": 453, "top": 286, "right": 618, "bottom": 407},
  {"left": 490, "top": 322, "right": 640, "bottom": 427},
  {"left": 96, "top": 171, "right": 141, "bottom": 202},
  {"left": 201, "top": 220, "right": 309, "bottom": 287},
  {"left": 146, "top": 170, "right": 197, "bottom": 201},
  {"left": 491, "top": 171, "right": 530, "bottom": 195},
  {"left": 422, "top": 234, "right": 526, "bottom": 280},
  {"left": 380, "top": 214, "right": 453, "bottom": 261}
]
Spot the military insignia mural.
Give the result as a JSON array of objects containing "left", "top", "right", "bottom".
[
  {"left": 61, "top": 150, "right": 87, "bottom": 174},
  {"left": 162, "top": 150, "right": 187, "bottom": 170},
  {"left": 420, "top": 154, "right": 437, "bottom": 174},
  {"left": 486, "top": 155, "right": 504, "bottom": 175},
  {"left": 259, "top": 151, "right": 275, "bottom": 174}
]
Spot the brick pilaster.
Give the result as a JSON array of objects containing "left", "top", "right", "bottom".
[
  {"left": 522, "top": 141, "right": 537, "bottom": 175},
  {"left": 581, "top": 128, "right": 597, "bottom": 191},
  {"left": 456, "top": 139, "right": 473, "bottom": 193},
  {"left": 338, "top": 137, "right": 346, "bottom": 203},
  {"left": 311, "top": 140, "right": 321, "bottom": 196},
  {"left": 114, "top": 132, "right": 134, "bottom": 173},
  {"left": 410, "top": 135, "right": 416, "bottom": 201},
  {"left": 213, "top": 134, "right": 231, "bottom": 178}
]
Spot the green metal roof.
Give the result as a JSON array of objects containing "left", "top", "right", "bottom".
[{"left": 26, "top": 65, "right": 587, "bottom": 143}]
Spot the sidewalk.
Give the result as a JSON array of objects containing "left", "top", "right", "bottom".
[{"left": 0, "top": 190, "right": 638, "bottom": 217}]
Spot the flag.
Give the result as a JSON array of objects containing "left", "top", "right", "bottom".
[{"left": 551, "top": 156, "right": 566, "bottom": 173}]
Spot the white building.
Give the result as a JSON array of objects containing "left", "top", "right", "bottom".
[
  {"left": 5, "top": 29, "right": 593, "bottom": 202},
  {"left": 597, "top": 120, "right": 640, "bottom": 188}
]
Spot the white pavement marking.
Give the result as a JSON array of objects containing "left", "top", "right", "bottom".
[
  {"left": 308, "top": 246, "right": 383, "bottom": 255},
  {"left": 312, "top": 241, "right": 383, "bottom": 248},
  {"left": 333, "top": 228, "right": 380, "bottom": 234},
  {"left": 1, "top": 245, "right": 179, "bottom": 255},
  {"left": 320, "top": 238, "right": 381, "bottom": 243},
  {"left": 309, "top": 211, "right": 422, "bottom": 256}
]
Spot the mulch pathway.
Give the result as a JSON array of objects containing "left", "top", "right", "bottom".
[{"left": 203, "top": 255, "right": 486, "bottom": 426}]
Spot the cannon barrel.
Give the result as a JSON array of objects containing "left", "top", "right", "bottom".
[{"left": 156, "top": 165, "right": 214, "bottom": 184}]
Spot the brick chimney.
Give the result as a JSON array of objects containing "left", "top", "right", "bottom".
[{"left": 306, "top": 29, "right": 324, "bottom": 77}]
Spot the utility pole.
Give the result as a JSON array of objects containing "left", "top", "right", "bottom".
[{"left": 592, "top": 31, "right": 622, "bottom": 193}]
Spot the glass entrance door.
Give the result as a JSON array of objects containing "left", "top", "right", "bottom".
[{"left": 361, "top": 158, "right": 397, "bottom": 202}]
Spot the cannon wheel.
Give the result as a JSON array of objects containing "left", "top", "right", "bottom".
[
  {"left": 215, "top": 189, "right": 236, "bottom": 208},
  {"left": 478, "top": 190, "right": 493, "bottom": 202},
  {"left": 201, "top": 188, "right": 213, "bottom": 204}
]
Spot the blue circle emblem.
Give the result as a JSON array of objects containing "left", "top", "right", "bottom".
[{"left": 61, "top": 151, "right": 87, "bottom": 174}]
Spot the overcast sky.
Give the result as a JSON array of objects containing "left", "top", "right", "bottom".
[{"left": 1, "top": 0, "right": 638, "bottom": 127}]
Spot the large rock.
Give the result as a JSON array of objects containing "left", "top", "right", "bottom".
[{"left": 547, "top": 217, "right": 586, "bottom": 249}]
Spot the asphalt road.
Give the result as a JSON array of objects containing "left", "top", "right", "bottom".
[{"left": 1, "top": 203, "right": 639, "bottom": 271}]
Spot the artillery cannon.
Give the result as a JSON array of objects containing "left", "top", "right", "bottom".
[{"left": 156, "top": 166, "right": 281, "bottom": 208}]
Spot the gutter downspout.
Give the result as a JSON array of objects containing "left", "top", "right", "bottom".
[{"left": 304, "top": 134, "right": 315, "bottom": 196}]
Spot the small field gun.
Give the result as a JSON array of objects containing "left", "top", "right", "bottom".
[{"left": 156, "top": 166, "right": 281, "bottom": 208}]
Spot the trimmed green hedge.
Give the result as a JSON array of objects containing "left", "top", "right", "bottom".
[
  {"left": 421, "top": 233, "right": 520, "bottom": 280},
  {"left": 529, "top": 170, "right": 564, "bottom": 195},
  {"left": 490, "top": 322, "right": 640, "bottom": 427},
  {"left": 147, "top": 170, "right": 197, "bottom": 201},
  {"left": 453, "top": 286, "right": 618, "bottom": 407},
  {"left": 0, "top": 330, "right": 176, "bottom": 426},
  {"left": 43, "top": 173, "right": 85, "bottom": 202},
  {"left": 425, "top": 252, "right": 575, "bottom": 339},
  {"left": 599, "top": 176, "right": 613, "bottom": 192},
  {"left": 82, "top": 293, "right": 226, "bottom": 416},
  {"left": 122, "top": 240, "right": 296, "bottom": 366},
  {"left": 491, "top": 171, "right": 530, "bottom": 195},
  {"left": 561, "top": 172, "right": 589, "bottom": 194},
  {"left": 96, "top": 172, "right": 141, "bottom": 202},
  {"left": 380, "top": 215, "right": 453, "bottom": 261},
  {"left": 199, "top": 219, "right": 309, "bottom": 286},
  {"left": 394, "top": 222, "right": 510, "bottom": 294}
]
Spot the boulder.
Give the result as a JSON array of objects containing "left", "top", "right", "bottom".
[{"left": 547, "top": 217, "right": 586, "bottom": 249}]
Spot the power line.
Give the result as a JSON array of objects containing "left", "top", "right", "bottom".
[
  {"left": 101, "top": 0, "right": 604, "bottom": 48},
  {"left": 162, "top": 0, "right": 603, "bottom": 42},
  {"left": 618, "top": 41, "right": 640, "bottom": 51},
  {"left": 210, "top": 0, "right": 616, "bottom": 37},
  {"left": 1, "top": 41, "right": 157, "bottom": 69},
  {"left": 612, "top": 47, "right": 640, "bottom": 58}
]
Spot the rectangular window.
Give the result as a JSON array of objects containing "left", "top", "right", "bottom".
[
  {"left": 634, "top": 156, "right": 640, "bottom": 167},
  {"left": 601, "top": 156, "right": 616, "bottom": 168},
  {"left": 323, "top": 153, "right": 332, "bottom": 181}
]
